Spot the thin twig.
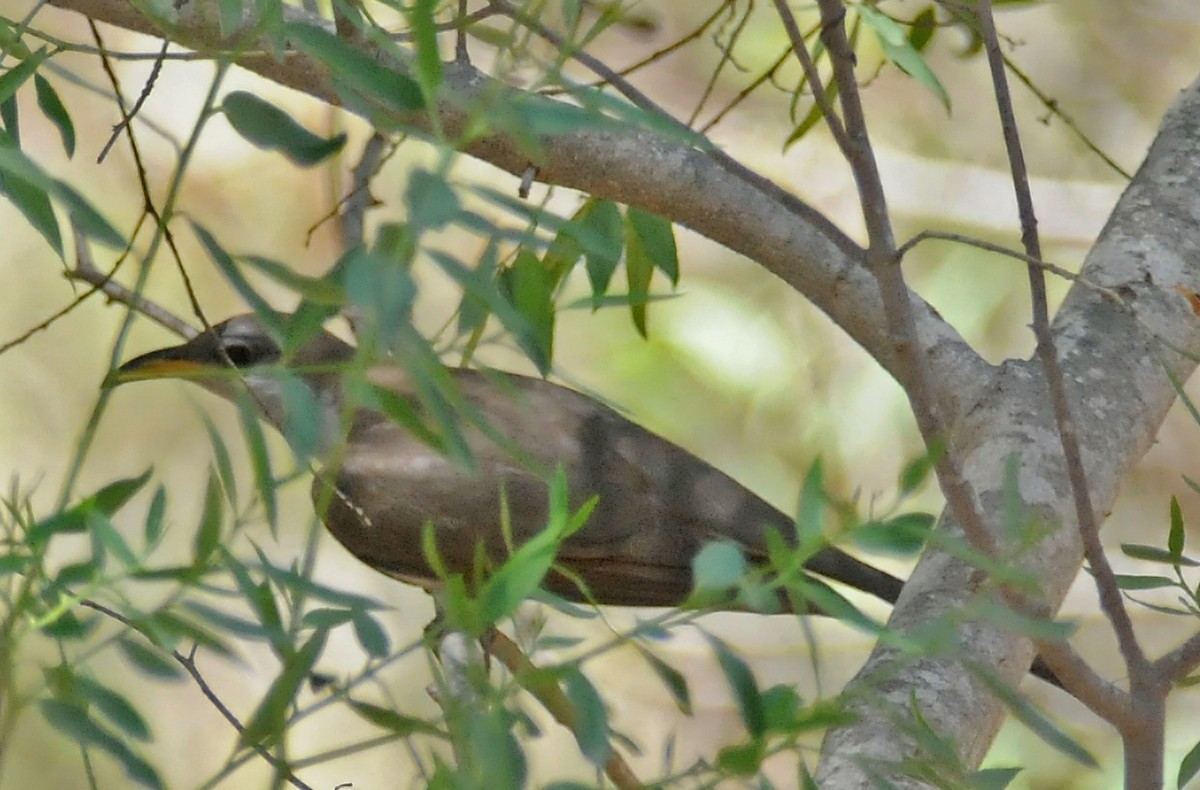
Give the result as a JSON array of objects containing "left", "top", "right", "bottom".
[
  {"left": 78, "top": 599, "right": 316, "bottom": 790},
  {"left": 809, "top": 0, "right": 995, "bottom": 558},
  {"left": 975, "top": 0, "right": 1152, "bottom": 694},
  {"left": 97, "top": 38, "right": 168, "bottom": 163},
  {"left": 771, "top": 0, "right": 851, "bottom": 156},
  {"left": 66, "top": 230, "right": 196, "bottom": 339}
]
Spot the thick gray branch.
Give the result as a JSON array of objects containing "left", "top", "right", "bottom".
[
  {"left": 817, "top": 73, "right": 1200, "bottom": 786},
  {"left": 41, "top": 0, "right": 984, "bottom": 411}
]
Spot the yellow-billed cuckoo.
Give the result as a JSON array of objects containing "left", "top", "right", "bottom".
[{"left": 110, "top": 313, "right": 904, "bottom": 609}]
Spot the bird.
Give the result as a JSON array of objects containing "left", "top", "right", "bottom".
[{"left": 108, "top": 312, "right": 906, "bottom": 612}]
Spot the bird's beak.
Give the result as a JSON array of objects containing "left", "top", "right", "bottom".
[{"left": 103, "top": 343, "right": 214, "bottom": 389}]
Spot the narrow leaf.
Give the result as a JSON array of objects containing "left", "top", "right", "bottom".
[
  {"left": 562, "top": 666, "right": 611, "bottom": 767},
  {"left": 223, "top": 90, "right": 346, "bottom": 166},
  {"left": 705, "top": 634, "right": 764, "bottom": 737},
  {"left": 240, "top": 628, "right": 327, "bottom": 747},
  {"left": 34, "top": 74, "right": 75, "bottom": 156}
]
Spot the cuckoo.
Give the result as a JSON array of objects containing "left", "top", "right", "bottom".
[{"left": 109, "top": 313, "right": 907, "bottom": 610}]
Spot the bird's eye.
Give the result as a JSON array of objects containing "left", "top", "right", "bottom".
[{"left": 223, "top": 342, "right": 255, "bottom": 368}]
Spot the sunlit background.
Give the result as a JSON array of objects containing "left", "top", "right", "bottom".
[{"left": 1, "top": 2, "right": 1199, "bottom": 787}]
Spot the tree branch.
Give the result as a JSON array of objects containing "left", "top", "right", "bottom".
[{"left": 40, "top": 0, "right": 986, "bottom": 415}]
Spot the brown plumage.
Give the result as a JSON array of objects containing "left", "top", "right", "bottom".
[{"left": 113, "top": 314, "right": 904, "bottom": 610}]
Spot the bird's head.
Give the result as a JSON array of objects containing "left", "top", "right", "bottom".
[{"left": 107, "top": 313, "right": 356, "bottom": 453}]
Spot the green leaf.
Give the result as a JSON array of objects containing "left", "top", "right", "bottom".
[
  {"left": 0, "top": 48, "right": 47, "bottom": 104},
  {"left": 142, "top": 485, "right": 167, "bottom": 548},
  {"left": 635, "top": 646, "right": 691, "bottom": 715},
  {"left": 691, "top": 540, "right": 747, "bottom": 591},
  {"left": 899, "top": 440, "right": 942, "bottom": 494},
  {"left": 283, "top": 22, "right": 424, "bottom": 117},
  {"left": 142, "top": 610, "right": 234, "bottom": 656},
  {"left": 0, "top": 150, "right": 60, "bottom": 253},
  {"left": 223, "top": 90, "right": 346, "bottom": 166},
  {"left": 967, "top": 662, "right": 1096, "bottom": 767},
  {"left": 1121, "top": 543, "right": 1200, "bottom": 567},
  {"left": 408, "top": 0, "right": 442, "bottom": 104},
  {"left": 969, "top": 600, "right": 1075, "bottom": 642},
  {"left": 347, "top": 699, "right": 443, "bottom": 736},
  {"left": 202, "top": 415, "right": 239, "bottom": 506},
  {"left": 759, "top": 684, "right": 803, "bottom": 733},
  {"left": 351, "top": 612, "right": 390, "bottom": 658},
  {"left": 1178, "top": 734, "right": 1200, "bottom": 788},
  {"left": 0, "top": 19, "right": 32, "bottom": 59},
  {"left": 0, "top": 552, "right": 31, "bottom": 576},
  {"left": 623, "top": 216, "right": 653, "bottom": 337},
  {"left": 970, "top": 766, "right": 1022, "bottom": 790},
  {"left": 498, "top": 249, "right": 555, "bottom": 374},
  {"left": 1113, "top": 574, "right": 1177, "bottom": 591},
  {"left": 34, "top": 74, "right": 75, "bottom": 157},
  {"left": 91, "top": 517, "right": 139, "bottom": 568},
  {"left": 192, "top": 473, "right": 223, "bottom": 567},
  {"left": 716, "top": 738, "right": 765, "bottom": 776},
  {"left": 240, "top": 255, "right": 345, "bottom": 305},
  {"left": 625, "top": 207, "right": 678, "bottom": 284},
  {"left": 562, "top": 666, "right": 611, "bottom": 767},
  {"left": 464, "top": 707, "right": 527, "bottom": 789},
  {"left": 234, "top": 393, "right": 278, "bottom": 534},
  {"left": 406, "top": 168, "right": 461, "bottom": 230},
  {"left": 794, "top": 460, "right": 826, "bottom": 550},
  {"left": 94, "top": 469, "right": 154, "bottom": 514},
  {"left": 277, "top": 371, "right": 323, "bottom": 461},
  {"left": 191, "top": 222, "right": 283, "bottom": 334},
  {"left": 430, "top": 251, "right": 546, "bottom": 380},
  {"left": 785, "top": 79, "right": 839, "bottom": 150},
  {"left": 0, "top": 139, "right": 124, "bottom": 250},
  {"left": 240, "top": 628, "right": 328, "bottom": 747},
  {"left": 1169, "top": 495, "right": 1185, "bottom": 558},
  {"left": 77, "top": 677, "right": 151, "bottom": 741},
  {"left": 225, "top": 558, "right": 287, "bottom": 655},
  {"left": 705, "top": 633, "right": 764, "bottom": 737},
  {"left": 477, "top": 470, "right": 593, "bottom": 629},
  {"left": 852, "top": 512, "right": 934, "bottom": 556},
  {"left": 182, "top": 600, "right": 269, "bottom": 641},
  {"left": 29, "top": 470, "right": 152, "bottom": 545},
  {"left": 858, "top": 5, "right": 950, "bottom": 110},
  {"left": 40, "top": 700, "right": 162, "bottom": 788},
  {"left": 907, "top": 7, "right": 936, "bottom": 52},
  {"left": 116, "top": 636, "right": 182, "bottom": 680}
]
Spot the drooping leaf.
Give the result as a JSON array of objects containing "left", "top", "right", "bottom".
[
  {"left": 561, "top": 666, "right": 611, "bottom": 767},
  {"left": 347, "top": 699, "right": 443, "bottom": 736},
  {"left": 1121, "top": 543, "right": 1200, "bottom": 567},
  {"left": 498, "top": 249, "right": 555, "bottom": 374},
  {"left": 116, "top": 636, "right": 182, "bottom": 680},
  {"left": 76, "top": 676, "right": 151, "bottom": 741},
  {"left": 408, "top": 0, "right": 443, "bottom": 104},
  {"left": 239, "top": 628, "right": 328, "bottom": 747},
  {"left": 858, "top": 5, "right": 950, "bottom": 110},
  {"left": 635, "top": 646, "right": 692, "bottom": 715},
  {"left": 283, "top": 22, "right": 424, "bottom": 119},
  {"left": 192, "top": 473, "right": 223, "bottom": 567},
  {"left": 967, "top": 662, "right": 1097, "bottom": 767},
  {"left": 705, "top": 633, "right": 764, "bottom": 737},
  {"left": 40, "top": 700, "right": 162, "bottom": 788},
  {"left": 34, "top": 74, "right": 75, "bottom": 157},
  {"left": 223, "top": 90, "right": 346, "bottom": 166}
]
